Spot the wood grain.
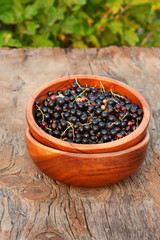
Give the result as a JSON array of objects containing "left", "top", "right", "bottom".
[
  {"left": 26, "top": 75, "right": 150, "bottom": 153},
  {"left": 26, "top": 128, "right": 150, "bottom": 187},
  {"left": 0, "top": 47, "right": 160, "bottom": 240}
]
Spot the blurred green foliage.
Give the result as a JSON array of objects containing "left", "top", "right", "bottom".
[{"left": 0, "top": 0, "right": 160, "bottom": 48}]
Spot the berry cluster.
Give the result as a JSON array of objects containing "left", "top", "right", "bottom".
[{"left": 35, "top": 78, "right": 143, "bottom": 144}]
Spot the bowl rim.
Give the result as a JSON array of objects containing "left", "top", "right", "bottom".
[
  {"left": 26, "top": 128, "right": 150, "bottom": 157},
  {"left": 26, "top": 75, "right": 151, "bottom": 153}
]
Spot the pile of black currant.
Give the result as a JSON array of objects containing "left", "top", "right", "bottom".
[{"left": 35, "top": 78, "right": 143, "bottom": 144}]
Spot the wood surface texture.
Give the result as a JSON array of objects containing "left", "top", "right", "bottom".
[{"left": 0, "top": 47, "right": 160, "bottom": 240}]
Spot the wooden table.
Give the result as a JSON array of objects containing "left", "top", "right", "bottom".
[{"left": 0, "top": 47, "right": 160, "bottom": 240}]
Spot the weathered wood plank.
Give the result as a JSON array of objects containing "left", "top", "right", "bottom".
[{"left": 0, "top": 47, "right": 160, "bottom": 240}]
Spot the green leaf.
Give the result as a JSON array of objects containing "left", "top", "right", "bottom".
[
  {"left": 94, "top": 18, "right": 108, "bottom": 29},
  {"left": 107, "top": 0, "right": 123, "bottom": 13},
  {"left": 77, "top": 0, "right": 86, "bottom": 4},
  {"left": 152, "top": 2, "right": 160, "bottom": 10},
  {"left": 100, "top": 29, "right": 119, "bottom": 46},
  {"left": 62, "top": 16, "right": 79, "bottom": 34},
  {"left": 0, "top": 31, "right": 22, "bottom": 47},
  {"left": 88, "top": 34, "right": 100, "bottom": 46},
  {"left": 109, "top": 21, "right": 123, "bottom": 35},
  {"left": 48, "top": 7, "right": 65, "bottom": 26},
  {"left": 0, "top": 0, "right": 159, "bottom": 48},
  {"left": 0, "top": 0, "right": 12, "bottom": 13},
  {"left": 32, "top": 34, "right": 53, "bottom": 47},
  {"left": 23, "top": 21, "right": 39, "bottom": 35},
  {"left": 7, "top": 38, "right": 22, "bottom": 47},
  {"left": 131, "top": 0, "right": 153, "bottom": 5},
  {"left": 0, "top": 12, "right": 15, "bottom": 24},
  {"left": 124, "top": 28, "right": 139, "bottom": 46},
  {"left": 63, "top": 0, "right": 86, "bottom": 7},
  {"left": 24, "top": 2, "right": 39, "bottom": 19},
  {"left": 12, "top": 0, "right": 24, "bottom": 22},
  {"left": 72, "top": 40, "right": 88, "bottom": 48},
  {"left": 40, "top": 0, "right": 54, "bottom": 8}
]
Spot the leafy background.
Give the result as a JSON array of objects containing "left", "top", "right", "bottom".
[{"left": 0, "top": 0, "right": 160, "bottom": 48}]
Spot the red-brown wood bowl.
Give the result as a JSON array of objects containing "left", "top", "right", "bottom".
[
  {"left": 26, "top": 128, "right": 150, "bottom": 187},
  {"left": 26, "top": 75, "right": 150, "bottom": 153}
]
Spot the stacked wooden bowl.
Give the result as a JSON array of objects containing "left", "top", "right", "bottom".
[{"left": 26, "top": 75, "right": 150, "bottom": 187}]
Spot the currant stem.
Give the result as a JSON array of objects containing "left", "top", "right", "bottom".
[
  {"left": 75, "top": 77, "right": 83, "bottom": 89},
  {"left": 108, "top": 122, "right": 115, "bottom": 127},
  {"left": 45, "top": 127, "right": 52, "bottom": 131},
  {"left": 99, "top": 80, "right": 105, "bottom": 94},
  {"left": 111, "top": 97, "right": 120, "bottom": 104},
  {"left": 79, "top": 122, "right": 92, "bottom": 126},
  {"left": 110, "top": 86, "right": 127, "bottom": 100},
  {"left": 72, "top": 89, "right": 87, "bottom": 103},
  {"left": 61, "top": 125, "right": 71, "bottom": 137},
  {"left": 36, "top": 105, "right": 45, "bottom": 122},
  {"left": 67, "top": 121, "right": 75, "bottom": 140},
  {"left": 121, "top": 113, "right": 128, "bottom": 121}
]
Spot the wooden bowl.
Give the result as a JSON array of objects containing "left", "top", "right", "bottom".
[
  {"left": 26, "top": 128, "right": 150, "bottom": 187},
  {"left": 26, "top": 75, "right": 150, "bottom": 153}
]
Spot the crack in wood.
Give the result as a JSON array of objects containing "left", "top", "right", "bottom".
[{"left": 80, "top": 199, "right": 93, "bottom": 239}]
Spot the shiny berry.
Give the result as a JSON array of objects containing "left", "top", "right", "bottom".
[
  {"left": 53, "top": 113, "right": 60, "bottom": 119},
  {"left": 35, "top": 100, "right": 40, "bottom": 106},
  {"left": 75, "top": 137, "right": 81, "bottom": 143},
  {"left": 121, "top": 106, "right": 127, "bottom": 112},
  {"left": 102, "top": 135, "right": 109, "bottom": 142},
  {"left": 101, "top": 111, "right": 108, "bottom": 120},
  {"left": 50, "top": 95, "right": 57, "bottom": 102},
  {"left": 88, "top": 105, "right": 94, "bottom": 112},
  {"left": 80, "top": 114, "right": 87, "bottom": 123},
  {"left": 35, "top": 111, "right": 41, "bottom": 119},
  {"left": 41, "top": 121, "right": 47, "bottom": 127},
  {"left": 64, "top": 96, "right": 70, "bottom": 103},
  {"left": 110, "top": 129, "right": 117, "bottom": 137},
  {"left": 84, "top": 124, "right": 91, "bottom": 131},
  {"left": 84, "top": 132, "right": 90, "bottom": 139},
  {"left": 92, "top": 125, "right": 99, "bottom": 133},
  {"left": 125, "top": 99, "right": 131, "bottom": 104},
  {"left": 101, "top": 105, "right": 106, "bottom": 111},
  {"left": 92, "top": 119, "right": 98, "bottom": 125},
  {"left": 60, "top": 119, "right": 67, "bottom": 129},
  {"left": 48, "top": 101, "right": 55, "bottom": 109},
  {"left": 82, "top": 138, "right": 89, "bottom": 144},
  {"left": 76, "top": 110, "right": 82, "bottom": 118},
  {"left": 127, "top": 121, "right": 133, "bottom": 126},
  {"left": 137, "top": 109, "right": 143, "bottom": 116},
  {"left": 42, "top": 107, "right": 48, "bottom": 113},
  {"left": 130, "top": 107, "right": 137, "bottom": 114},
  {"left": 76, "top": 87, "right": 82, "bottom": 93},
  {"left": 79, "top": 126, "right": 84, "bottom": 134},
  {"left": 63, "top": 112, "right": 69, "bottom": 119},
  {"left": 57, "top": 97, "right": 65, "bottom": 106},
  {"left": 116, "top": 133, "right": 123, "bottom": 139},
  {"left": 98, "top": 121, "right": 105, "bottom": 129},
  {"left": 51, "top": 123, "right": 57, "bottom": 130},
  {"left": 44, "top": 113, "right": 50, "bottom": 121},
  {"left": 90, "top": 135, "right": 97, "bottom": 142},
  {"left": 95, "top": 108, "right": 102, "bottom": 116},
  {"left": 47, "top": 91, "right": 53, "bottom": 96},
  {"left": 101, "top": 129, "right": 108, "bottom": 135},
  {"left": 68, "top": 103, "right": 74, "bottom": 109},
  {"left": 71, "top": 83, "right": 77, "bottom": 90},
  {"left": 70, "top": 109, "right": 76, "bottom": 116},
  {"left": 108, "top": 115, "right": 116, "bottom": 122}
]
